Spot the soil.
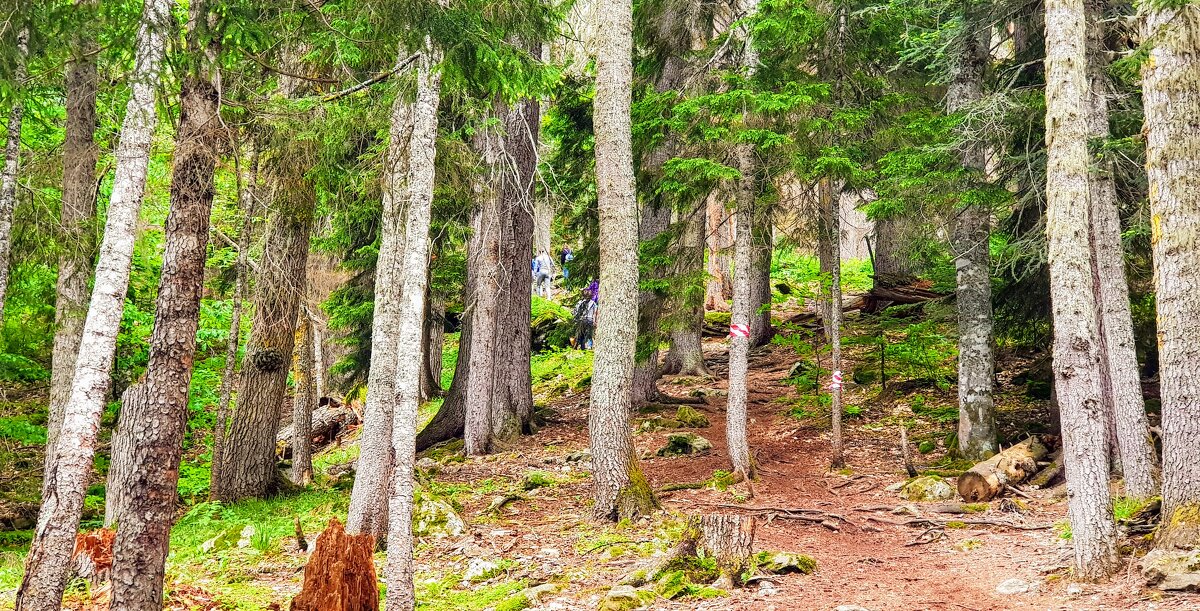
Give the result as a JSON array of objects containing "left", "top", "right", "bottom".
[{"left": 414, "top": 329, "right": 1200, "bottom": 611}]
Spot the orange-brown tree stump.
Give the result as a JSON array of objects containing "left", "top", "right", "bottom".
[{"left": 289, "top": 518, "right": 378, "bottom": 611}]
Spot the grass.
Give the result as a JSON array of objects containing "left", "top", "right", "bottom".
[
  {"left": 530, "top": 348, "right": 593, "bottom": 397},
  {"left": 771, "top": 249, "right": 874, "bottom": 298},
  {"left": 416, "top": 573, "right": 527, "bottom": 611}
]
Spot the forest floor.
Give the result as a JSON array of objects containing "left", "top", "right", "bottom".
[{"left": 2, "top": 298, "right": 1199, "bottom": 610}]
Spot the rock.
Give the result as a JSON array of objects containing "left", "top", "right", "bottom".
[
  {"left": 412, "top": 491, "right": 466, "bottom": 537},
  {"left": 236, "top": 524, "right": 256, "bottom": 548},
  {"left": 656, "top": 433, "right": 713, "bottom": 456},
  {"left": 1142, "top": 548, "right": 1200, "bottom": 591},
  {"left": 995, "top": 578, "right": 1032, "bottom": 595},
  {"left": 598, "top": 585, "right": 642, "bottom": 611},
  {"left": 636, "top": 417, "right": 682, "bottom": 433},
  {"left": 566, "top": 449, "right": 592, "bottom": 463},
  {"left": 899, "top": 475, "right": 954, "bottom": 502},
  {"left": 463, "top": 558, "right": 501, "bottom": 583},
  {"left": 891, "top": 504, "right": 919, "bottom": 516},
  {"left": 675, "top": 406, "right": 710, "bottom": 428},
  {"left": 1066, "top": 583, "right": 1084, "bottom": 596},
  {"left": 416, "top": 457, "right": 439, "bottom": 471},
  {"left": 756, "top": 551, "right": 817, "bottom": 575},
  {"left": 522, "top": 582, "right": 564, "bottom": 604},
  {"left": 200, "top": 525, "right": 242, "bottom": 554},
  {"left": 758, "top": 579, "right": 777, "bottom": 596},
  {"left": 885, "top": 481, "right": 906, "bottom": 492},
  {"left": 539, "top": 547, "right": 562, "bottom": 558},
  {"left": 835, "top": 606, "right": 871, "bottom": 611}
]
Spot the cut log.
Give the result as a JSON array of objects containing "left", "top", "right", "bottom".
[
  {"left": 289, "top": 518, "right": 378, "bottom": 611},
  {"left": 1026, "top": 448, "right": 1064, "bottom": 490},
  {"left": 277, "top": 404, "right": 359, "bottom": 458},
  {"left": 957, "top": 437, "right": 1048, "bottom": 502}
]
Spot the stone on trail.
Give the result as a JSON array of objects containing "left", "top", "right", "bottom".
[
  {"left": 598, "top": 584, "right": 643, "bottom": 611},
  {"left": 656, "top": 432, "right": 713, "bottom": 456},
  {"left": 675, "top": 405, "right": 710, "bottom": 428},
  {"left": 412, "top": 490, "right": 466, "bottom": 537},
  {"left": 995, "top": 577, "right": 1032, "bottom": 595},
  {"left": 1142, "top": 548, "right": 1200, "bottom": 591},
  {"left": 899, "top": 475, "right": 954, "bottom": 502},
  {"left": 756, "top": 551, "right": 817, "bottom": 575},
  {"left": 463, "top": 557, "right": 501, "bottom": 583}
]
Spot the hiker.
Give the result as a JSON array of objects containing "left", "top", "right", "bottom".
[
  {"left": 572, "top": 292, "right": 597, "bottom": 350},
  {"left": 586, "top": 278, "right": 599, "bottom": 303},
  {"left": 533, "top": 250, "right": 554, "bottom": 298},
  {"left": 558, "top": 246, "right": 574, "bottom": 280}
]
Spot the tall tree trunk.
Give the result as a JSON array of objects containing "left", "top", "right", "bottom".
[
  {"left": 819, "top": 178, "right": 846, "bottom": 469},
  {"left": 1084, "top": 0, "right": 1158, "bottom": 500},
  {"left": 17, "top": 1, "right": 172, "bottom": 607},
  {"left": 872, "top": 215, "right": 916, "bottom": 288},
  {"left": 1143, "top": 1, "right": 1200, "bottom": 552},
  {"left": 211, "top": 147, "right": 258, "bottom": 499},
  {"left": 107, "top": 9, "right": 222, "bottom": 605},
  {"left": 462, "top": 150, "right": 502, "bottom": 455},
  {"left": 292, "top": 313, "right": 316, "bottom": 485},
  {"left": 705, "top": 196, "right": 734, "bottom": 310},
  {"left": 46, "top": 10, "right": 100, "bottom": 483},
  {"left": 214, "top": 172, "right": 314, "bottom": 501},
  {"left": 419, "top": 284, "right": 443, "bottom": 401},
  {"left": 308, "top": 306, "right": 327, "bottom": 401},
  {"left": 385, "top": 41, "right": 442, "bottom": 611},
  {"left": 346, "top": 51, "right": 414, "bottom": 539},
  {"left": 726, "top": 0, "right": 759, "bottom": 482},
  {"left": 414, "top": 276, "right": 472, "bottom": 453},
  {"left": 748, "top": 215, "right": 772, "bottom": 346},
  {"left": 590, "top": 0, "right": 658, "bottom": 521},
  {"left": 490, "top": 97, "right": 538, "bottom": 441},
  {"left": 1044, "top": 0, "right": 1119, "bottom": 578},
  {"left": 949, "top": 15, "right": 998, "bottom": 461},
  {"left": 663, "top": 200, "right": 709, "bottom": 376},
  {"left": 0, "top": 26, "right": 29, "bottom": 326},
  {"left": 630, "top": 201, "right": 672, "bottom": 408}
]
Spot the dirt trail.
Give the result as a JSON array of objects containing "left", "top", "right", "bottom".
[{"left": 427, "top": 338, "right": 1200, "bottom": 611}]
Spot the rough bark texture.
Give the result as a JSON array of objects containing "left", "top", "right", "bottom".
[
  {"left": 346, "top": 55, "right": 414, "bottom": 539},
  {"left": 214, "top": 174, "right": 314, "bottom": 501},
  {"left": 17, "top": 1, "right": 172, "bottom": 608},
  {"left": 276, "top": 403, "right": 358, "bottom": 453},
  {"left": 1143, "top": 3, "right": 1200, "bottom": 552},
  {"left": 489, "top": 97, "right": 538, "bottom": 442},
  {"left": 748, "top": 214, "right": 773, "bottom": 346},
  {"left": 590, "top": 0, "right": 658, "bottom": 521},
  {"left": 292, "top": 314, "right": 316, "bottom": 486},
  {"left": 1084, "top": 0, "right": 1158, "bottom": 500},
  {"left": 385, "top": 42, "right": 442, "bottom": 611},
  {"left": 872, "top": 215, "right": 917, "bottom": 288},
  {"left": 957, "top": 436, "right": 1048, "bottom": 502},
  {"left": 705, "top": 195, "right": 735, "bottom": 310},
  {"left": 289, "top": 519, "right": 379, "bottom": 611},
  {"left": 949, "top": 17, "right": 998, "bottom": 462},
  {"left": 415, "top": 290, "right": 470, "bottom": 452},
  {"left": 820, "top": 179, "right": 846, "bottom": 469},
  {"left": 698, "top": 514, "right": 756, "bottom": 589},
  {"left": 1044, "top": 0, "right": 1119, "bottom": 578},
  {"left": 419, "top": 288, "right": 444, "bottom": 400},
  {"left": 46, "top": 12, "right": 100, "bottom": 482},
  {"left": 631, "top": 201, "right": 672, "bottom": 408},
  {"left": 107, "top": 24, "right": 222, "bottom": 606},
  {"left": 663, "top": 201, "right": 709, "bottom": 377},
  {"left": 211, "top": 148, "right": 258, "bottom": 500},
  {"left": 0, "top": 26, "right": 28, "bottom": 326}
]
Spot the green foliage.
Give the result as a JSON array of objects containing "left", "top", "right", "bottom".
[{"left": 0, "top": 416, "right": 46, "bottom": 444}]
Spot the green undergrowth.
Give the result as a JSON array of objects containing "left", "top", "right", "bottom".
[
  {"left": 416, "top": 573, "right": 528, "bottom": 611},
  {"left": 531, "top": 348, "right": 593, "bottom": 398}
]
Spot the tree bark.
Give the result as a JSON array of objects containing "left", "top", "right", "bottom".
[
  {"left": 419, "top": 286, "right": 443, "bottom": 401},
  {"left": 385, "top": 41, "right": 442, "bottom": 611},
  {"left": 346, "top": 49, "right": 414, "bottom": 540},
  {"left": 17, "top": 1, "right": 172, "bottom": 608},
  {"left": 1044, "top": 0, "right": 1119, "bottom": 578},
  {"left": 663, "top": 201, "right": 709, "bottom": 377},
  {"left": 211, "top": 146, "right": 258, "bottom": 500},
  {"left": 1084, "top": 0, "right": 1158, "bottom": 500},
  {"left": 489, "top": 97, "right": 538, "bottom": 442},
  {"left": 1142, "top": 1, "right": 1200, "bottom": 552},
  {"left": 872, "top": 215, "right": 917, "bottom": 288},
  {"left": 820, "top": 178, "right": 846, "bottom": 469},
  {"left": 46, "top": 9, "right": 100, "bottom": 484},
  {"left": 590, "top": 0, "right": 658, "bottom": 521},
  {"left": 214, "top": 174, "right": 314, "bottom": 501},
  {"left": 748, "top": 214, "right": 773, "bottom": 346},
  {"left": 289, "top": 519, "right": 379, "bottom": 611},
  {"left": 107, "top": 11, "right": 222, "bottom": 606},
  {"left": 0, "top": 26, "right": 29, "bottom": 326},
  {"left": 949, "top": 14, "right": 998, "bottom": 461},
  {"left": 630, "top": 200, "right": 672, "bottom": 408},
  {"left": 705, "top": 195, "right": 734, "bottom": 311},
  {"left": 292, "top": 313, "right": 317, "bottom": 486}
]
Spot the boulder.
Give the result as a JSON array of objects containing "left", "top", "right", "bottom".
[
  {"left": 412, "top": 491, "right": 466, "bottom": 537},
  {"left": 755, "top": 551, "right": 817, "bottom": 575},
  {"left": 598, "top": 585, "right": 642, "bottom": 611},
  {"left": 675, "top": 406, "right": 710, "bottom": 428},
  {"left": 899, "top": 475, "right": 954, "bottom": 502},
  {"left": 1142, "top": 548, "right": 1200, "bottom": 591},
  {"left": 656, "top": 433, "right": 713, "bottom": 456}
]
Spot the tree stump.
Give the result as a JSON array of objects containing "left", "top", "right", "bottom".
[
  {"left": 690, "top": 514, "right": 756, "bottom": 589},
  {"left": 289, "top": 518, "right": 378, "bottom": 611},
  {"left": 957, "top": 436, "right": 1048, "bottom": 502}
]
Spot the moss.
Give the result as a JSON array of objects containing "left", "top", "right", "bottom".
[
  {"left": 421, "top": 438, "right": 465, "bottom": 463},
  {"left": 1169, "top": 503, "right": 1200, "bottom": 528},
  {"left": 675, "top": 406, "right": 710, "bottom": 428},
  {"left": 963, "top": 503, "right": 989, "bottom": 514},
  {"left": 659, "top": 553, "right": 720, "bottom": 584},
  {"left": 615, "top": 467, "right": 659, "bottom": 520},
  {"left": 754, "top": 551, "right": 817, "bottom": 575},
  {"left": 494, "top": 594, "right": 532, "bottom": 611},
  {"left": 521, "top": 471, "right": 557, "bottom": 491},
  {"left": 946, "top": 521, "right": 967, "bottom": 529}
]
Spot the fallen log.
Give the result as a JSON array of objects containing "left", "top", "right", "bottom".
[
  {"left": 1026, "top": 448, "right": 1064, "bottom": 489},
  {"left": 957, "top": 437, "right": 1048, "bottom": 502},
  {"left": 278, "top": 404, "right": 359, "bottom": 458}
]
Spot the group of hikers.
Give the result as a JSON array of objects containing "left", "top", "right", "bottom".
[{"left": 531, "top": 246, "right": 598, "bottom": 350}]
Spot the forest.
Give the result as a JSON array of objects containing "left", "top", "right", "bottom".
[{"left": 0, "top": 0, "right": 1197, "bottom": 608}]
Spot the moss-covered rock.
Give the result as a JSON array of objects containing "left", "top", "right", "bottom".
[
  {"left": 657, "top": 433, "right": 713, "bottom": 456},
  {"left": 1142, "top": 548, "right": 1200, "bottom": 590},
  {"left": 900, "top": 475, "right": 954, "bottom": 502},
  {"left": 412, "top": 489, "right": 466, "bottom": 537},
  {"left": 598, "top": 585, "right": 642, "bottom": 611},
  {"left": 675, "top": 406, "right": 710, "bottom": 428},
  {"left": 755, "top": 551, "right": 817, "bottom": 575}
]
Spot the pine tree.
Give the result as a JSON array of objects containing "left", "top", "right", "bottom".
[{"left": 0, "top": 25, "right": 28, "bottom": 327}]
